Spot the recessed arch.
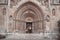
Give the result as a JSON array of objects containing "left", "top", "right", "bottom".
[
  {"left": 14, "top": 1, "right": 44, "bottom": 19},
  {"left": 12, "top": 1, "right": 45, "bottom": 33}
]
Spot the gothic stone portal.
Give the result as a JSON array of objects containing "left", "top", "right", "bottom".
[{"left": 11, "top": 2, "right": 44, "bottom": 33}]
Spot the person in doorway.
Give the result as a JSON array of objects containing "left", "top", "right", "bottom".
[
  {"left": 26, "top": 26, "right": 32, "bottom": 33},
  {"left": 28, "top": 26, "right": 32, "bottom": 33}
]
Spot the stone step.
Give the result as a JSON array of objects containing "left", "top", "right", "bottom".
[{"left": 1, "top": 33, "right": 57, "bottom": 40}]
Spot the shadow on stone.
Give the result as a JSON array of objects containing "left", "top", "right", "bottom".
[
  {"left": 57, "top": 20, "right": 60, "bottom": 40},
  {"left": 0, "top": 34, "right": 6, "bottom": 39}
]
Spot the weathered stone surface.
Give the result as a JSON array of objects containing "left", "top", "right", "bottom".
[
  {"left": 0, "top": 33, "right": 57, "bottom": 40},
  {"left": 0, "top": 0, "right": 60, "bottom": 40}
]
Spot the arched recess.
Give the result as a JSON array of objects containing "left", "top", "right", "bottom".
[{"left": 12, "top": 1, "right": 45, "bottom": 33}]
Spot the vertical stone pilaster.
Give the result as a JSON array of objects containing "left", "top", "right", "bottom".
[{"left": 5, "top": 0, "right": 10, "bottom": 32}]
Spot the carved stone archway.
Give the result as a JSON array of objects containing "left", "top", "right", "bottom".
[{"left": 12, "top": 1, "right": 45, "bottom": 33}]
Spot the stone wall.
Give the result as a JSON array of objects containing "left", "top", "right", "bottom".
[{"left": 0, "top": 0, "right": 60, "bottom": 34}]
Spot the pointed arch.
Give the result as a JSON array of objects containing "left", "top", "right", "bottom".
[{"left": 12, "top": 1, "right": 45, "bottom": 33}]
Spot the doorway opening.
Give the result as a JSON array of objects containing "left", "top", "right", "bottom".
[{"left": 26, "top": 22, "right": 32, "bottom": 33}]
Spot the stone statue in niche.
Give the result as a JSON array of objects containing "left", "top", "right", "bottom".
[
  {"left": 44, "top": 0, "right": 49, "bottom": 8},
  {"left": 3, "top": 7, "right": 6, "bottom": 15},
  {"left": 10, "top": 0, "right": 15, "bottom": 8},
  {"left": 9, "top": 15, "right": 12, "bottom": 20},
  {"left": 52, "top": 8, "right": 55, "bottom": 16},
  {"left": 46, "top": 15, "right": 50, "bottom": 22},
  {"left": 10, "top": 0, "right": 21, "bottom": 8}
]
